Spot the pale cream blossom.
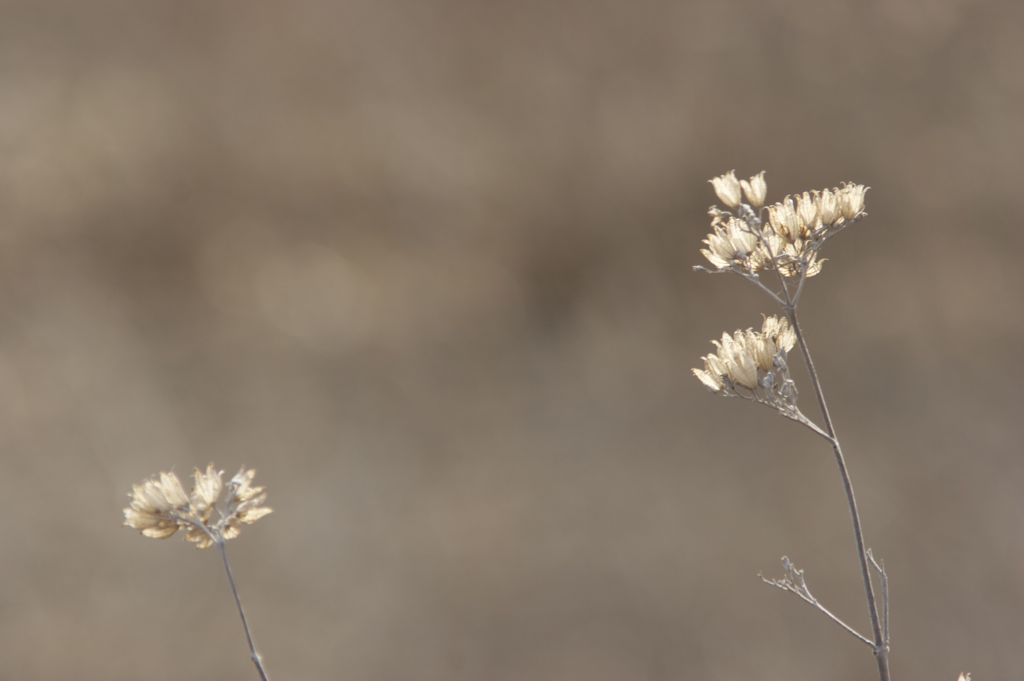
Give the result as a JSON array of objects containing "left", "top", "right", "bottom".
[
  {"left": 700, "top": 217, "right": 765, "bottom": 272},
  {"left": 692, "top": 366, "right": 723, "bottom": 392},
  {"left": 795, "top": 192, "right": 818, "bottom": 231},
  {"left": 838, "top": 182, "right": 869, "bottom": 220},
  {"left": 123, "top": 472, "right": 190, "bottom": 539},
  {"left": 740, "top": 171, "right": 767, "bottom": 208},
  {"left": 816, "top": 187, "right": 840, "bottom": 225},
  {"left": 222, "top": 468, "right": 274, "bottom": 541},
  {"left": 767, "top": 199, "right": 803, "bottom": 242},
  {"left": 124, "top": 465, "right": 272, "bottom": 549},
  {"left": 698, "top": 171, "right": 868, "bottom": 282},
  {"left": 191, "top": 464, "right": 223, "bottom": 514},
  {"left": 709, "top": 170, "right": 742, "bottom": 209},
  {"left": 693, "top": 316, "right": 798, "bottom": 410}
]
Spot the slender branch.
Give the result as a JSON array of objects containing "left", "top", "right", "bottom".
[
  {"left": 786, "top": 309, "right": 891, "bottom": 681},
  {"left": 218, "top": 540, "right": 271, "bottom": 681},
  {"left": 693, "top": 265, "right": 786, "bottom": 306},
  {"left": 778, "top": 408, "right": 833, "bottom": 442},
  {"left": 761, "top": 557, "right": 874, "bottom": 648},
  {"left": 791, "top": 266, "right": 810, "bottom": 306},
  {"left": 742, "top": 272, "right": 786, "bottom": 306},
  {"left": 756, "top": 242, "right": 891, "bottom": 680},
  {"left": 868, "top": 549, "right": 890, "bottom": 649}
]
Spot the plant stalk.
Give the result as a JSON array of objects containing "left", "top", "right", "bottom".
[
  {"left": 786, "top": 308, "right": 890, "bottom": 681},
  {"left": 218, "top": 540, "right": 271, "bottom": 681}
]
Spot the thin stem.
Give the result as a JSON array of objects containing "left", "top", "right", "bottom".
[
  {"left": 868, "top": 549, "right": 890, "bottom": 649},
  {"left": 787, "top": 309, "right": 891, "bottom": 681},
  {"left": 218, "top": 540, "right": 271, "bottom": 681},
  {"left": 742, "top": 272, "right": 786, "bottom": 306},
  {"left": 692, "top": 265, "right": 786, "bottom": 306},
  {"left": 791, "top": 412, "right": 834, "bottom": 442},
  {"left": 791, "top": 266, "right": 810, "bottom": 306},
  {"left": 760, "top": 567, "right": 873, "bottom": 648},
  {"left": 776, "top": 408, "right": 833, "bottom": 442}
]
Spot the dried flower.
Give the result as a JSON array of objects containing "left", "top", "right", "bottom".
[
  {"left": 191, "top": 464, "right": 222, "bottom": 513},
  {"left": 740, "top": 171, "right": 767, "bottom": 208},
  {"left": 697, "top": 171, "right": 868, "bottom": 282},
  {"left": 795, "top": 192, "right": 818, "bottom": 230},
  {"left": 816, "top": 187, "right": 840, "bottom": 225},
  {"left": 124, "top": 465, "right": 272, "bottom": 549},
  {"left": 693, "top": 316, "right": 799, "bottom": 412},
  {"left": 838, "top": 182, "right": 869, "bottom": 220},
  {"left": 709, "top": 170, "right": 743, "bottom": 209},
  {"left": 767, "top": 198, "right": 804, "bottom": 242},
  {"left": 221, "top": 468, "right": 274, "bottom": 543},
  {"left": 123, "top": 471, "right": 190, "bottom": 539},
  {"left": 700, "top": 216, "right": 764, "bottom": 272}
]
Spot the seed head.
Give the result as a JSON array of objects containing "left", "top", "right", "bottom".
[
  {"left": 697, "top": 171, "right": 868, "bottom": 282},
  {"left": 700, "top": 217, "right": 763, "bottom": 271},
  {"left": 693, "top": 316, "right": 799, "bottom": 412},
  {"left": 123, "top": 465, "right": 272, "bottom": 549}
]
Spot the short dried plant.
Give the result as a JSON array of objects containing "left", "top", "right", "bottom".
[
  {"left": 123, "top": 465, "right": 273, "bottom": 681},
  {"left": 691, "top": 170, "right": 896, "bottom": 680}
]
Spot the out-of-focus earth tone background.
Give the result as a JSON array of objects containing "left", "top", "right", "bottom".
[{"left": 1, "top": 1, "right": 1021, "bottom": 679}]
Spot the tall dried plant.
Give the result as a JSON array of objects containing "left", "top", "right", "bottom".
[
  {"left": 691, "top": 171, "right": 892, "bottom": 680},
  {"left": 123, "top": 465, "right": 273, "bottom": 681}
]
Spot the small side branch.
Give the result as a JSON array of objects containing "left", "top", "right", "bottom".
[
  {"left": 760, "top": 556, "right": 874, "bottom": 649},
  {"left": 868, "top": 549, "right": 890, "bottom": 649},
  {"left": 693, "top": 265, "right": 786, "bottom": 306},
  {"left": 791, "top": 265, "right": 810, "bottom": 307},
  {"left": 783, "top": 409, "right": 834, "bottom": 443}
]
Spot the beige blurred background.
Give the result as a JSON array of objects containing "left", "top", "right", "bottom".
[{"left": 0, "top": 1, "right": 1021, "bottom": 679}]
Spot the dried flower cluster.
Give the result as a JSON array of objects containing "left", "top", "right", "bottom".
[
  {"left": 124, "top": 465, "right": 272, "bottom": 549},
  {"left": 692, "top": 315, "right": 799, "bottom": 412},
  {"left": 693, "top": 170, "right": 897, "bottom": 681},
  {"left": 700, "top": 170, "right": 868, "bottom": 279}
]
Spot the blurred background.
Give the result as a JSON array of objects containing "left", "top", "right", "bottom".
[{"left": 0, "top": 1, "right": 1021, "bottom": 679}]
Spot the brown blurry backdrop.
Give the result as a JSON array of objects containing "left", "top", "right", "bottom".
[{"left": 1, "top": 1, "right": 1022, "bottom": 680}]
